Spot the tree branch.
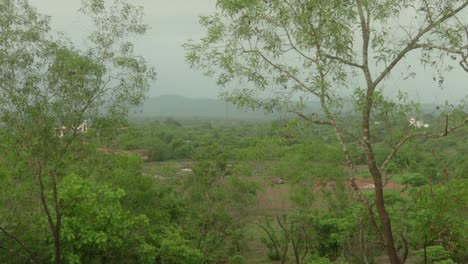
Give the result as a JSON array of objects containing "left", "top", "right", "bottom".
[
  {"left": 373, "top": 1, "right": 468, "bottom": 87},
  {"left": 282, "top": 26, "right": 317, "bottom": 63},
  {"left": 0, "top": 226, "right": 38, "bottom": 264},
  {"left": 356, "top": 0, "right": 371, "bottom": 75},
  {"left": 288, "top": 111, "right": 333, "bottom": 126},
  {"left": 400, "top": 228, "right": 409, "bottom": 263},
  {"left": 324, "top": 54, "right": 363, "bottom": 69},
  {"left": 0, "top": 244, "right": 31, "bottom": 262},
  {"left": 349, "top": 178, "right": 385, "bottom": 244},
  {"left": 380, "top": 116, "right": 467, "bottom": 173},
  {"left": 413, "top": 43, "right": 467, "bottom": 54},
  {"left": 255, "top": 51, "right": 317, "bottom": 95}
]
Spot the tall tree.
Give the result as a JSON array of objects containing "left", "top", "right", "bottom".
[
  {"left": 0, "top": 0, "right": 155, "bottom": 263},
  {"left": 185, "top": 0, "right": 468, "bottom": 263}
]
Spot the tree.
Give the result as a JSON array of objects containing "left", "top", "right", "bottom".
[
  {"left": 58, "top": 175, "right": 151, "bottom": 264},
  {"left": 185, "top": 1, "right": 468, "bottom": 263},
  {"left": 0, "top": 0, "right": 155, "bottom": 263},
  {"left": 181, "top": 145, "right": 257, "bottom": 262},
  {"left": 408, "top": 180, "right": 468, "bottom": 262}
]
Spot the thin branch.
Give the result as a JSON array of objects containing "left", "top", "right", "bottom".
[
  {"left": 276, "top": 213, "right": 289, "bottom": 264},
  {"left": 255, "top": 51, "right": 317, "bottom": 95},
  {"left": 380, "top": 116, "right": 467, "bottom": 172},
  {"left": 459, "top": 21, "right": 468, "bottom": 72},
  {"left": 400, "top": 228, "right": 409, "bottom": 263},
  {"left": 0, "top": 227, "right": 38, "bottom": 264},
  {"left": 373, "top": 1, "right": 468, "bottom": 87},
  {"left": 0, "top": 244, "right": 31, "bottom": 262},
  {"left": 289, "top": 110, "right": 365, "bottom": 145},
  {"left": 288, "top": 111, "right": 333, "bottom": 126},
  {"left": 253, "top": 221, "right": 281, "bottom": 258},
  {"left": 356, "top": 0, "right": 371, "bottom": 75},
  {"left": 349, "top": 178, "right": 385, "bottom": 244},
  {"left": 461, "top": 57, "right": 468, "bottom": 72},
  {"left": 36, "top": 161, "right": 56, "bottom": 235},
  {"left": 413, "top": 43, "right": 467, "bottom": 54},
  {"left": 282, "top": 26, "right": 317, "bottom": 63},
  {"left": 422, "top": 0, "right": 434, "bottom": 23},
  {"left": 324, "top": 54, "right": 363, "bottom": 69}
]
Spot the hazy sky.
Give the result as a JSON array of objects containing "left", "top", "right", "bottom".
[
  {"left": 29, "top": 0, "right": 219, "bottom": 99},
  {"left": 28, "top": 1, "right": 466, "bottom": 103}
]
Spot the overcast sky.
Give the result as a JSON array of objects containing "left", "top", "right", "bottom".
[
  {"left": 28, "top": 1, "right": 466, "bottom": 104},
  {"left": 29, "top": 0, "right": 219, "bottom": 99}
]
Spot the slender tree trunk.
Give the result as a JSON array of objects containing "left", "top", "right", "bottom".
[
  {"left": 276, "top": 214, "right": 289, "bottom": 264},
  {"left": 362, "top": 90, "right": 401, "bottom": 263},
  {"left": 424, "top": 234, "right": 427, "bottom": 264},
  {"left": 53, "top": 229, "right": 61, "bottom": 264},
  {"left": 51, "top": 171, "right": 62, "bottom": 264},
  {"left": 36, "top": 160, "right": 62, "bottom": 264},
  {"left": 290, "top": 221, "right": 300, "bottom": 264},
  {"left": 370, "top": 168, "right": 400, "bottom": 264},
  {"left": 359, "top": 218, "right": 369, "bottom": 264},
  {"left": 362, "top": 143, "right": 401, "bottom": 263},
  {"left": 365, "top": 144, "right": 400, "bottom": 263}
]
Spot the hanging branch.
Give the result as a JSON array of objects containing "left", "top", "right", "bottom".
[{"left": 0, "top": 227, "right": 38, "bottom": 264}]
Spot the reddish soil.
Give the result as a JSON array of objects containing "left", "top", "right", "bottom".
[
  {"left": 250, "top": 177, "right": 404, "bottom": 216},
  {"left": 313, "top": 178, "right": 405, "bottom": 191},
  {"left": 254, "top": 184, "right": 295, "bottom": 215},
  {"left": 353, "top": 178, "right": 405, "bottom": 190}
]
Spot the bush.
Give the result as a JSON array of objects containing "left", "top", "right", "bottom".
[
  {"left": 229, "top": 255, "right": 246, "bottom": 264},
  {"left": 434, "top": 260, "right": 456, "bottom": 264},
  {"left": 155, "top": 229, "right": 204, "bottom": 264},
  {"left": 417, "top": 246, "right": 451, "bottom": 263},
  {"left": 401, "top": 173, "right": 427, "bottom": 187},
  {"left": 305, "top": 255, "right": 333, "bottom": 264}
]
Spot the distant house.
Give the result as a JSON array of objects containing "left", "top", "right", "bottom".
[
  {"left": 409, "top": 117, "right": 429, "bottom": 128},
  {"left": 176, "top": 168, "right": 193, "bottom": 177},
  {"left": 56, "top": 120, "right": 89, "bottom": 138}
]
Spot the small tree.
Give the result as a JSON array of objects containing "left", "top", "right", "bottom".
[
  {"left": 0, "top": 0, "right": 155, "bottom": 263},
  {"left": 185, "top": 1, "right": 468, "bottom": 263}
]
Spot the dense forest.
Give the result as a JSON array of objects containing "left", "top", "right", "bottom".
[{"left": 1, "top": 0, "right": 467, "bottom": 264}]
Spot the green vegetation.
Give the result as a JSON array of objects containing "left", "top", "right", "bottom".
[
  {"left": 60, "top": 116, "right": 467, "bottom": 263},
  {"left": 186, "top": 0, "right": 468, "bottom": 263},
  {"left": 0, "top": 0, "right": 467, "bottom": 264}
]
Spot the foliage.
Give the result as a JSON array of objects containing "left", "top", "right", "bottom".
[
  {"left": 228, "top": 255, "right": 246, "bottom": 264},
  {"left": 185, "top": 0, "right": 468, "bottom": 263},
  {"left": 400, "top": 173, "right": 427, "bottom": 187},
  {"left": 416, "top": 246, "right": 451, "bottom": 263},
  {"left": 153, "top": 228, "right": 204, "bottom": 264},
  {"left": 59, "top": 175, "right": 150, "bottom": 263},
  {"left": 258, "top": 208, "right": 355, "bottom": 263},
  {"left": 180, "top": 144, "right": 258, "bottom": 262},
  {"left": 408, "top": 180, "right": 468, "bottom": 262},
  {"left": 0, "top": 0, "right": 155, "bottom": 263}
]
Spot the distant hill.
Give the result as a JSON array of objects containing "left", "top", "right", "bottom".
[
  {"left": 130, "top": 95, "right": 277, "bottom": 120},
  {"left": 130, "top": 95, "right": 445, "bottom": 121}
]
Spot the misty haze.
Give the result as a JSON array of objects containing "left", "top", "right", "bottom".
[{"left": 0, "top": 1, "right": 467, "bottom": 264}]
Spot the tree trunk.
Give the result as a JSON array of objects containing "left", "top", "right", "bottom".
[
  {"left": 362, "top": 102, "right": 400, "bottom": 263},
  {"left": 368, "top": 162, "right": 401, "bottom": 264},
  {"left": 54, "top": 230, "right": 61, "bottom": 264}
]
